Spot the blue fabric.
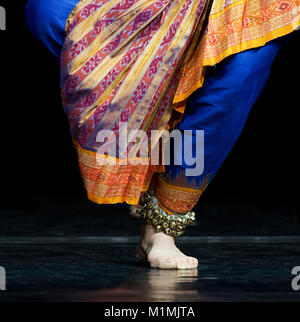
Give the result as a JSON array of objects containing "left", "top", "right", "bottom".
[
  {"left": 25, "top": 0, "right": 79, "bottom": 58},
  {"left": 165, "top": 38, "right": 285, "bottom": 187}
]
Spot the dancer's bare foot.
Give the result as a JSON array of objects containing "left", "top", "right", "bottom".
[{"left": 136, "top": 223, "right": 198, "bottom": 270}]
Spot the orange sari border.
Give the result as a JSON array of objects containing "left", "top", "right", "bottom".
[
  {"left": 173, "top": 0, "right": 300, "bottom": 104},
  {"left": 154, "top": 175, "right": 209, "bottom": 213},
  {"left": 203, "top": 0, "right": 300, "bottom": 66},
  {"left": 75, "top": 139, "right": 164, "bottom": 205}
]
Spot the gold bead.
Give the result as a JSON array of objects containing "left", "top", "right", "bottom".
[
  {"left": 169, "top": 222, "right": 176, "bottom": 229},
  {"left": 176, "top": 218, "right": 182, "bottom": 225},
  {"left": 177, "top": 231, "right": 184, "bottom": 237},
  {"left": 156, "top": 225, "right": 162, "bottom": 232},
  {"left": 182, "top": 218, "right": 187, "bottom": 225},
  {"left": 154, "top": 209, "right": 160, "bottom": 215},
  {"left": 170, "top": 230, "right": 176, "bottom": 237},
  {"left": 166, "top": 215, "right": 171, "bottom": 222},
  {"left": 176, "top": 225, "right": 183, "bottom": 232},
  {"left": 164, "top": 228, "right": 171, "bottom": 235},
  {"left": 162, "top": 221, "right": 169, "bottom": 229},
  {"left": 152, "top": 218, "right": 158, "bottom": 225}
]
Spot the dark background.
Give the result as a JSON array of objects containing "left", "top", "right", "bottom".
[{"left": 0, "top": 1, "right": 299, "bottom": 236}]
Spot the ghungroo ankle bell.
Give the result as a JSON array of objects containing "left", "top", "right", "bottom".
[{"left": 137, "top": 193, "right": 196, "bottom": 238}]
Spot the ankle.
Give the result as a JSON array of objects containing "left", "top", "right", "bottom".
[{"left": 142, "top": 223, "right": 175, "bottom": 245}]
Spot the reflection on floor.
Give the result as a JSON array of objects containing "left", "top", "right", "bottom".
[{"left": 0, "top": 237, "right": 300, "bottom": 301}]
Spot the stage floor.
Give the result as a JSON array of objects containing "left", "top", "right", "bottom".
[{"left": 1, "top": 237, "right": 300, "bottom": 302}]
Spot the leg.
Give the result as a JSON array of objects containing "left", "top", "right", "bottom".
[{"left": 137, "top": 39, "right": 284, "bottom": 269}]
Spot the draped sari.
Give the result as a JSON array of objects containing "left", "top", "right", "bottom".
[{"left": 60, "top": 0, "right": 299, "bottom": 205}]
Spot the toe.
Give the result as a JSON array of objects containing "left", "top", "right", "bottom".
[
  {"left": 176, "top": 257, "right": 189, "bottom": 270},
  {"left": 188, "top": 257, "right": 198, "bottom": 268},
  {"left": 177, "top": 257, "right": 198, "bottom": 270}
]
